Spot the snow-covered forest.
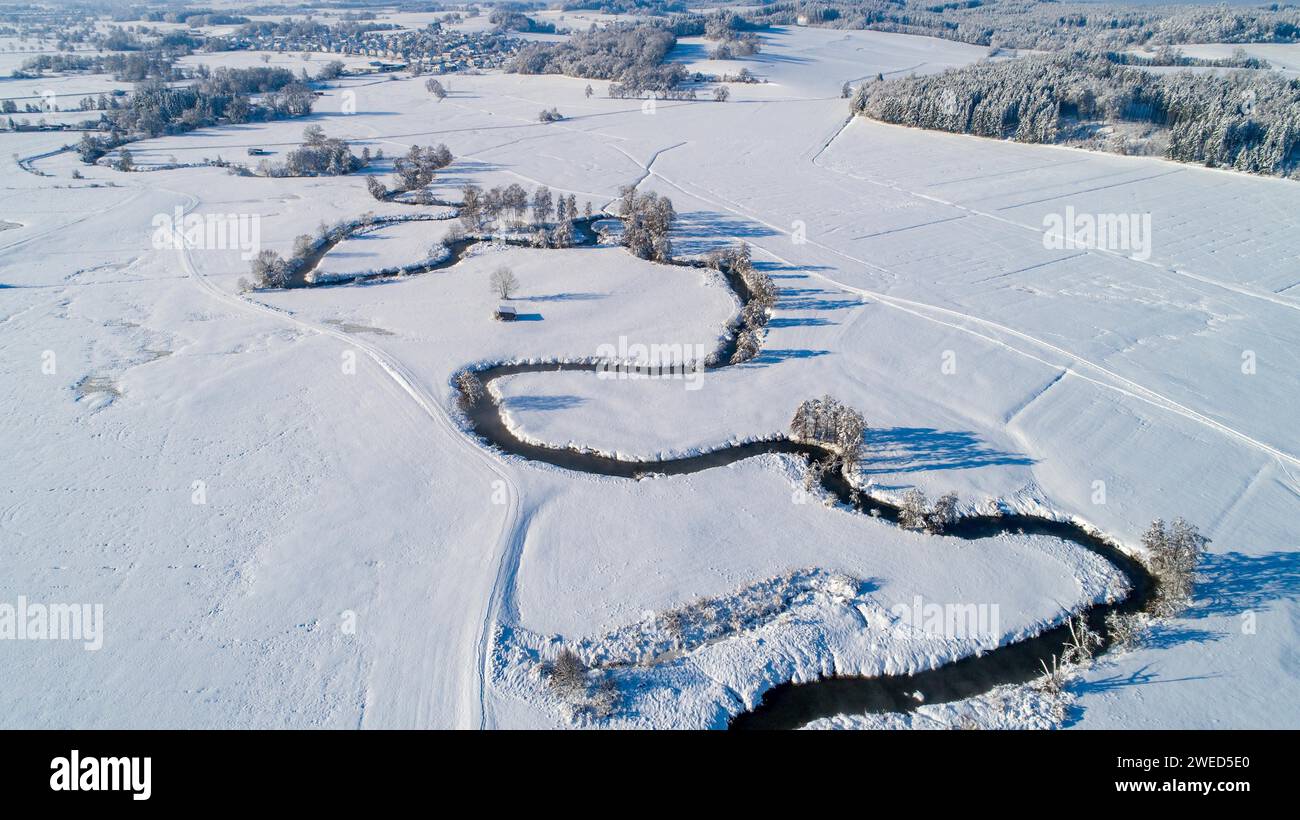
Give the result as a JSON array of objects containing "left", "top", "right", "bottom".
[
  {"left": 2, "top": 0, "right": 1297, "bottom": 739},
  {"left": 745, "top": 1, "right": 1300, "bottom": 50},
  {"left": 854, "top": 53, "right": 1300, "bottom": 177}
]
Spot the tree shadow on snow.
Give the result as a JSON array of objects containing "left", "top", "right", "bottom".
[
  {"left": 767, "top": 316, "right": 836, "bottom": 328},
  {"left": 502, "top": 394, "right": 585, "bottom": 412},
  {"left": 671, "top": 210, "right": 777, "bottom": 257},
  {"left": 523, "top": 291, "right": 606, "bottom": 302},
  {"left": 745, "top": 348, "right": 831, "bottom": 366},
  {"left": 666, "top": 42, "right": 710, "bottom": 63},
  {"left": 1189, "top": 550, "right": 1300, "bottom": 621},
  {"left": 860, "top": 427, "right": 1036, "bottom": 475},
  {"left": 1061, "top": 665, "right": 1223, "bottom": 727},
  {"left": 777, "top": 286, "right": 861, "bottom": 312}
]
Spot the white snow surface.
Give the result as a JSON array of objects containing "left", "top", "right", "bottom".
[{"left": 1, "top": 22, "right": 1297, "bottom": 729}]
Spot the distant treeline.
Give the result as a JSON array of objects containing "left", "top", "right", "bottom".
[
  {"left": 560, "top": 0, "right": 691, "bottom": 15},
  {"left": 490, "top": 10, "right": 556, "bottom": 34},
  {"left": 742, "top": 1, "right": 1300, "bottom": 51},
  {"left": 1104, "top": 46, "right": 1268, "bottom": 70},
  {"left": 510, "top": 22, "right": 686, "bottom": 92},
  {"left": 853, "top": 54, "right": 1300, "bottom": 177},
  {"left": 232, "top": 18, "right": 398, "bottom": 40},
  {"left": 18, "top": 51, "right": 180, "bottom": 82}
]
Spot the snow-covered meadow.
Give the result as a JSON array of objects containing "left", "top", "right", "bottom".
[{"left": 1, "top": 20, "right": 1296, "bottom": 730}]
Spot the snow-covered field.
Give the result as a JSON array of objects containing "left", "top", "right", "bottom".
[{"left": 1, "top": 21, "right": 1296, "bottom": 729}]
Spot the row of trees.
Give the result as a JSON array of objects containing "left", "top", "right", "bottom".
[
  {"left": 244, "top": 212, "right": 409, "bottom": 288},
  {"left": 854, "top": 54, "right": 1300, "bottom": 177},
  {"left": 608, "top": 83, "right": 697, "bottom": 100},
  {"left": 18, "top": 51, "right": 179, "bottom": 82},
  {"left": 459, "top": 183, "right": 593, "bottom": 237},
  {"left": 706, "top": 242, "right": 776, "bottom": 364}
]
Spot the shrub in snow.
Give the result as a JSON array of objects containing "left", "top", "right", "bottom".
[
  {"left": 657, "top": 609, "right": 685, "bottom": 643},
  {"left": 930, "top": 491, "right": 959, "bottom": 531},
  {"left": 544, "top": 648, "right": 619, "bottom": 722},
  {"left": 1061, "top": 614, "right": 1102, "bottom": 666},
  {"left": 1035, "top": 654, "right": 1068, "bottom": 696},
  {"left": 802, "top": 457, "right": 826, "bottom": 494},
  {"left": 548, "top": 648, "right": 586, "bottom": 694},
  {"left": 897, "top": 488, "right": 960, "bottom": 533},
  {"left": 1104, "top": 610, "right": 1148, "bottom": 652},
  {"left": 455, "top": 371, "right": 484, "bottom": 411},
  {"left": 1142, "top": 517, "right": 1207, "bottom": 617}
]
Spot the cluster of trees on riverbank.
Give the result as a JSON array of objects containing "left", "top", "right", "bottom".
[
  {"left": 618, "top": 185, "right": 676, "bottom": 262},
  {"left": 790, "top": 394, "right": 867, "bottom": 469},
  {"left": 897, "top": 489, "right": 960, "bottom": 533},
  {"left": 853, "top": 53, "right": 1300, "bottom": 177},
  {"left": 706, "top": 242, "right": 777, "bottom": 364},
  {"left": 459, "top": 182, "right": 592, "bottom": 241}
]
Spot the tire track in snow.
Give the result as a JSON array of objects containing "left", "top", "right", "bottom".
[
  {"left": 167, "top": 190, "right": 524, "bottom": 729},
  {"left": 816, "top": 121, "right": 1300, "bottom": 315},
  {"left": 631, "top": 147, "right": 1300, "bottom": 470}
]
